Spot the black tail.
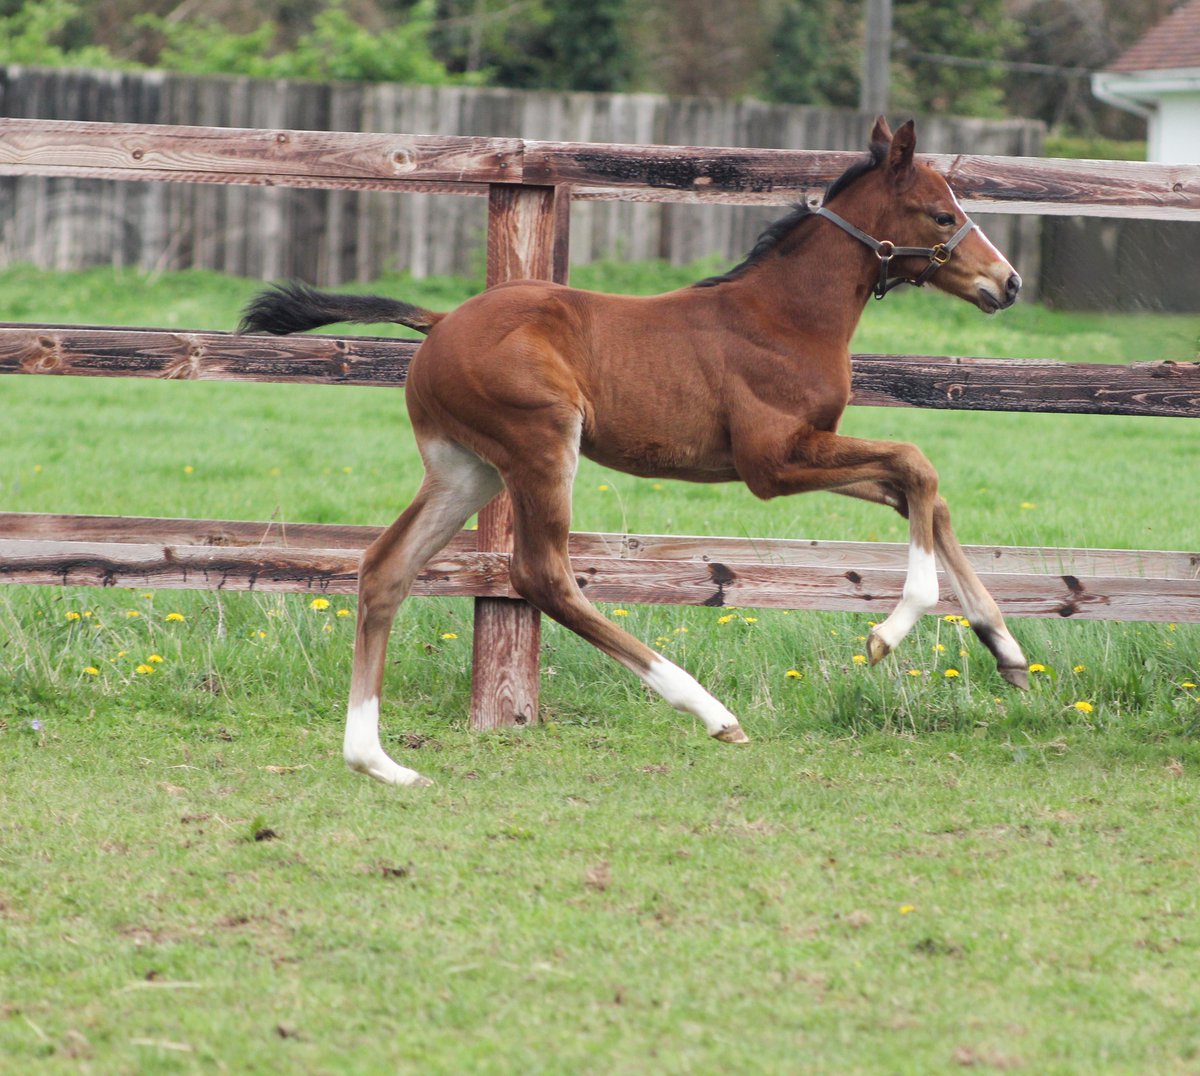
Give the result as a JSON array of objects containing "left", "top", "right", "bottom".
[{"left": 237, "top": 281, "right": 443, "bottom": 336}]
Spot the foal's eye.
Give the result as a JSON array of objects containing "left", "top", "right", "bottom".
[{"left": 933, "top": 212, "right": 956, "bottom": 227}]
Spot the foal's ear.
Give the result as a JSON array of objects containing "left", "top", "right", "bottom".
[
  {"left": 887, "top": 119, "right": 917, "bottom": 183},
  {"left": 870, "top": 115, "right": 894, "bottom": 148}
]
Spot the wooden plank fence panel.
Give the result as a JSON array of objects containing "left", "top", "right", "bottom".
[
  {"left": 4, "top": 119, "right": 1200, "bottom": 221},
  {"left": 2, "top": 537, "right": 1197, "bottom": 624},
  {"left": 2, "top": 326, "right": 1198, "bottom": 419},
  {"left": 0, "top": 118, "right": 519, "bottom": 193},
  {"left": 1, "top": 513, "right": 1196, "bottom": 581}
]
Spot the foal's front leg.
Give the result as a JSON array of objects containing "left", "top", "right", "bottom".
[
  {"left": 834, "top": 480, "right": 1029, "bottom": 687},
  {"left": 740, "top": 430, "right": 949, "bottom": 664}
]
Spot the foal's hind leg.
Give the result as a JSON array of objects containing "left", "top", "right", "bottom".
[
  {"left": 345, "top": 440, "right": 502, "bottom": 785},
  {"left": 835, "top": 480, "right": 1028, "bottom": 687},
  {"left": 502, "top": 450, "right": 747, "bottom": 743}
]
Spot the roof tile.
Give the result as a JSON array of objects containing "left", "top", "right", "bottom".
[{"left": 1107, "top": 0, "right": 1200, "bottom": 73}]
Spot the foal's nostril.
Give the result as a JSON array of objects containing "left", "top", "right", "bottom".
[{"left": 1005, "top": 272, "right": 1022, "bottom": 302}]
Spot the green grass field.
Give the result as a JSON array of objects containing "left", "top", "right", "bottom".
[{"left": 1, "top": 263, "right": 1199, "bottom": 1072}]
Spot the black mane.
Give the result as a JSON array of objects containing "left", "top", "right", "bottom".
[{"left": 694, "top": 139, "right": 888, "bottom": 288}]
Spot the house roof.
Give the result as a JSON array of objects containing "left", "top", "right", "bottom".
[{"left": 1107, "top": 0, "right": 1200, "bottom": 73}]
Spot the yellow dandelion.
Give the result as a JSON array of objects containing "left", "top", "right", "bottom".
[
  {"left": 322, "top": 622, "right": 333, "bottom": 634},
  {"left": 336, "top": 608, "right": 352, "bottom": 618},
  {"left": 82, "top": 611, "right": 93, "bottom": 618},
  {"left": 612, "top": 609, "right": 629, "bottom": 617},
  {"left": 597, "top": 484, "right": 610, "bottom": 492},
  {"left": 146, "top": 654, "right": 164, "bottom": 664},
  {"left": 116, "top": 650, "right": 127, "bottom": 658},
  {"left": 310, "top": 598, "right": 331, "bottom": 611},
  {"left": 959, "top": 649, "right": 969, "bottom": 657},
  {"left": 742, "top": 616, "right": 758, "bottom": 624},
  {"left": 1073, "top": 700, "right": 1094, "bottom": 714},
  {"left": 165, "top": 612, "right": 186, "bottom": 623},
  {"left": 651, "top": 483, "right": 664, "bottom": 491},
  {"left": 674, "top": 627, "right": 689, "bottom": 634},
  {"left": 256, "top": 630, "right": 267, "bottom": 639},
  {"left": 943, "top": 614, "right": 959, "bottom": 623},
  {"left": 1029, "top": 663, "right": 1047, "bottom": 673},
  {"left": 933, "top": 643, "right": 946, "bottom": 653},
  {"left": 183, "top": 464, "right": 194, "bottom": 474},
  {"left": 269, "top": 466, "right": 282, "bottom": 477},
  {"left": 126, "top": 610, "right": 140, "bottom": 618},
  {"left": 1181, "top": 681, "right": 1196, "bottom": 690},
  {"left": 1020, "top": 501, "right": 1037, "bottom": 510},
  {"left": 142, "top": 593, "right": 153, "bottom": 600},
  {"left": 1073, "top": 664, "right": 1085, "bottom": 673},
  {"left": 785, "top": 669, "right": 802, "bottom": 679},
  {"left": 907, "top": 669, "right": 923, "bottom": 677},
  {"left": 83, "top": 666, "right": 100, "bottom": 676},
  {"left": 440, "top": 632, "right": 459, "bottom": 640},
  {"left": 717, "top": 614, "right": 736, "bottom": 624},
  {"left": 944, "top": 668, "right": 961, "bottom": 679},
  {"left": 899, "top": 904, "right": 915, "bottom": 915},
  {"left": 135, "top": 664, "right": 154, "bottom": 675},
  {"left": 1167, "top": 624, "right": 1177, "bottom": 631},
  {"left": 342, "top": 466, "right": 353, "bottom": 474},
  {"left": 851, "top": 654, "right": 868, "bottom": 665},
  {"left": 65, "top": 611, "right": 81, "bottom": 621}
]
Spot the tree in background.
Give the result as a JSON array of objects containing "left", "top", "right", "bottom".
[
  {"left": 759, "top": 0, "right": 860, "bottom": 108},
  {"left": 891, "top": 0, "right": 1024, "bottom": 117},
  {"left": 1005, "top": 0, "right": 1179, "bottom": 138},
  {"left": 432, "top": 0, "right": 630, "bottom": 92}
]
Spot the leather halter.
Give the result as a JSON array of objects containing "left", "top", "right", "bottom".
[{"left": 813, "top": 206, "right": 976, "bottom": 300}]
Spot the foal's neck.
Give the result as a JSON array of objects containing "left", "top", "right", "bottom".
[{"left": 736, "top": 200, "right": 885, "bottom": 349}]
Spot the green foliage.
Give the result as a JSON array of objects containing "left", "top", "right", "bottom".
[
  {"left": 891, "top": 0, "right": 1024, "bottom": 118},
  {"left": 140, "top": 0, "right": 468, "bottom": 84},
  {"left": 0, "top": 0, "right": 127, "bottom": 67},
  {"left": 760, "top": 0, "right": 860, "bottom": 108},
  {"left": 431, "top": 0, "right": 630, "bottom": 92},
  {"left": 1043, "top": 133, "right": 1148, "bottom": 162},
  {"left": 530, "top": 0, "right": 631, "bottom": 92}
]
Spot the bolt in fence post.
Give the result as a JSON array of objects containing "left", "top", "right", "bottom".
[{"left": 470, "top": 183, "right": 570, "bottom": 731}]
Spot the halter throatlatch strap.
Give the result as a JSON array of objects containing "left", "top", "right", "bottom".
[{"left": 813, "top": 206, "right": 976, "bottom": 300}]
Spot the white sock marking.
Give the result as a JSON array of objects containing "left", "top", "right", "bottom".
[
  {"left": 643, "top": 656, "right": 741, "bottom": 736},
  {"left": 873, "top": 544, "right": 939, "bottom": 652},
  {"left": 344, "top": 698, "right": 429, "bottom": 786}
]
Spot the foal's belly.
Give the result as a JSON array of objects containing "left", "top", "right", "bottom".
[{"left": 579, "top": 426, "right": 739, "bottom": 484}]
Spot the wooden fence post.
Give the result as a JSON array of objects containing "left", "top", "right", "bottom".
[{"left": 470, "top": 184, "right": 570, "bottom": 731}]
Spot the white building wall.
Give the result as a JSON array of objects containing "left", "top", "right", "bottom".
[{"left": 1152, "top": 93, "right": 1200, "bottom": 163}]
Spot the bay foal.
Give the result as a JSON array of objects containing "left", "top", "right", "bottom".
[{"left": 241, "top": 118, "right": 1029, "bottom": 786}]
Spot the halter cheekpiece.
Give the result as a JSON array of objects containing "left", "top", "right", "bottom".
[{"left": 813, "top": 206, "right": 976, "bottom": 300}]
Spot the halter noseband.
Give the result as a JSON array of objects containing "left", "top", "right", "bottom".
[{"left": 813, "top": 206, "right": 976, "bottom": 300}]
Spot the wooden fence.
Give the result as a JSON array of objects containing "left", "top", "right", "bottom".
[
  {"left": 1, "top": 116, "right": 1198, "bottom": 729},
  {"left": 0, "top": 66, "right": 1043, "bottom": 287}
]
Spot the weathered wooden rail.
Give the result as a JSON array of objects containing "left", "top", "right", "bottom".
[{"left": 2, "top": 117, "right": 1199, "bottom": 728}]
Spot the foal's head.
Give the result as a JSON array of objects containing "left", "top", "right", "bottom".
[{"left": 831, "top": 117, "right": 1021, "bottom": 312}]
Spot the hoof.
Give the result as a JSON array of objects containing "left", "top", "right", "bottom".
[
  {"left": 999, "top": 665, "right": 1029, "bottom": 691},
  {"left": 867, "top": 628, "right": 892, "bottom": 666},
  {"left": 713, "top": 724, "right": 750, "bottom": 744}
]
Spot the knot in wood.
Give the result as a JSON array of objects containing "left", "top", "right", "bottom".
[{"left": 390, "top": 147, "right": 415, "bottom": 173}]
